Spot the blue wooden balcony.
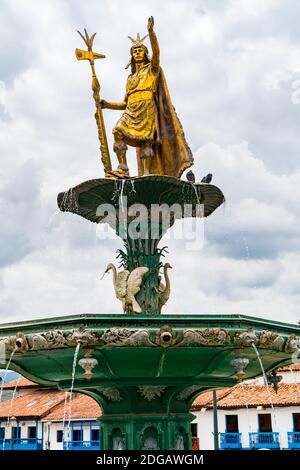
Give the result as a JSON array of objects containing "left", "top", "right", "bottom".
[
  {"left": 0, "top": 438, "right": 43, "bottom": 450},
  {"left": 287, "top": 432, "right": 300, "bottom": 449},
  {"left": 249, "top": 432, "right": 280, "bottom": 449},
  {"left": 220, "top": 432, "right": 242, "bottom": 449},
  {"left": 63, "top": 440, "right": 101, "bottom": 450}
]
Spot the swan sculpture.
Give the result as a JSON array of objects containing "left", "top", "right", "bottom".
[
  {"left": 104, "top": 263, "right": 149, "bottom": 313},
  {"left": 158, "top": 263, "right": 172, "bottom": 312}
]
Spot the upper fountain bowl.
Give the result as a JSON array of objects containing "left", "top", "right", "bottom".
[{"left": 57, "top": 175, "right": 225, "bottom": 224}]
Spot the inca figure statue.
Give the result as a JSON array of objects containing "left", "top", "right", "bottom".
[{"left": 101, "top": 17, "right": 193, "bottom": 178}]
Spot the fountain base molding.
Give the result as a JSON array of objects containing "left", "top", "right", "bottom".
[{"left": 1, "top": 313, "right": 299, "bottom": 450}]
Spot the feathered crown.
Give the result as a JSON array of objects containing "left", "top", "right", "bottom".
[
  {"left": 125, "top": 33, "right": 150, "bottom": 69},
  {"left": 128, "top": 33, "right": 148, "bottom": 48}
]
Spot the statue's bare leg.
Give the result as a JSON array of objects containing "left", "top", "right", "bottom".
[
  {"left": 113, "top": 130, "right": 129, "bottom": 176},
  {"left": 140, "top": 142, "right": 154, "bottom": 176}
]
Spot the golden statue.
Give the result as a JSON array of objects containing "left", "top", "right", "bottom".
[
  {"left": 101, "top": 17, "right": 193, "bottom": 178},
  {"left": 77, "top": 17, "right": 193, "bottom": 178}
]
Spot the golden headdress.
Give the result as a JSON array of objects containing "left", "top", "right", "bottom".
[{"left": 125, "top": 33, "right": 150, "bottom": 69}]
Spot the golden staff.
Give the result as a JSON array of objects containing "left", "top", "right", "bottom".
[{"left": 76, "top": 29, "right": 112, "bottom": 175}]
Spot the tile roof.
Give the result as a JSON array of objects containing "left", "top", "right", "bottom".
[
  {"left": 192, "top": 383, "right": 300, "bottom": 410},
  {"left": 277, "top": 363, "right": 300, "bottom": 372},
  {"left": 0, "top": 389, "right": 101, "bottom": 420},
  {"left": 1, "top": 378, "right": 38, "bottom": 390},
  {"left": 44, "top": 393, "right": 101, "bottom": 421},
  {"left": 191, "top": 388, "right": 232, "bottom": 409},
  {"left": 0, "top": 390, "right": 66, "bottom": 419}
]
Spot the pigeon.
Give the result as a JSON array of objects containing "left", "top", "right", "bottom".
[
  {"left": 186, "top": 170, "right": 195, "bottom": 183},
  {"left": 201, "top": 173, "right": 212, "bottom": 184}
]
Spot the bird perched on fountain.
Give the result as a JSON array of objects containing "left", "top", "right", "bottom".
[
  {"left": 103, "top": 263, "right": 148, "bottom": 313},
  {"left": 158, "top": 263, "right": 172, "bottom": 313},
  {"left": 186, "top": 170, "right": 195, "bottom": 183},
  {"left": 201, "top": 173, "right": 212, "bottom": 184}
]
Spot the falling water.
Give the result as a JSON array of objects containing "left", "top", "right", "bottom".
[
  {"left": 65, "top": 343, "right": 80, "bottom": 449},
  {"left": 0, "top": 347, "right": 17, "bottom": 404},
  {"left": 252, "top": 343, "right": 268, "bottom": 386},
  {"left": 119, "top": 179, "right": 126, "bottom": 216},
  {"left": 130, "top": 179, "right": 136, "bottom": 194},
  {"left": 111, "top": 180, "right": 119, "bottom": 202},
  {"left": 189, "top": 182, "right": 204, "bottom": 219},
  {"left": 59, "top": 188, "right": 79, "bottom": 213},
  {"left": 62, "top": 392, "right": 70, "bottom": 444},
  {"left": 189, "top": 182, "right": 201, "bottom": 206},
  {"left": 252, "top": 343, "right": 279, "bottom": 439},
  {"left": 241, "top": 232, "right": 250, "bottom": 261},
  {"left": 2, "top": 376, "right": 21, "bottom": 450},
  {"left": 48, "top": 209, "right": 60, "bottom": 226}
]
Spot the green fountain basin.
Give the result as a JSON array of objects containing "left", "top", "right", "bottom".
[
  {"left": 1, "top": 313, "right": 299, "bottom": 449},
  {"left": 1, "top": 313, "right": 299, "bottom": 391},
  {"left": 57, "top": 175, "right": 225, "bottom": 222}
]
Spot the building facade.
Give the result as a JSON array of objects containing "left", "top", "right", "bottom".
[
  {"left": 0, "top": 378, "right": 101, "bottom": 450},
  {"left": 0, "top": 364, "right": 299, "bottom": 450},
  {"left": 192, "top": 364, "right": 300, "bottom": 450}
]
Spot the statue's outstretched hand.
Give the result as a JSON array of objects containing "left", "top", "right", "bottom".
[
  {"left": 100, "top": 99, "right": 109, "bottom": 109},
  {"left": 147, "top": 16, "right": 154, "bottom": 32}
]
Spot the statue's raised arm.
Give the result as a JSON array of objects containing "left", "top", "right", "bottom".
[
  {"left": 148, "top": 16, "right": 160, "bottom": 73},
  {"left": 98, "top": 17, "right": 193, "bottom": 179}
]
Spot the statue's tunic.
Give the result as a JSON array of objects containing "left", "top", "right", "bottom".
[{"left": 114, "top": 63, "right": 159, "bottom": 146}]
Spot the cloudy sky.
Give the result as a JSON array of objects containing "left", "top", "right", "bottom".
[{"left": 0, "top": 0, "right": 300, "bottom": 325}]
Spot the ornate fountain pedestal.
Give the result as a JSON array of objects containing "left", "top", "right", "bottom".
[
  {"left": 1, "top": 175, "right": 298, "bottom": 450},
  {"left": 1, "top": 314, "right": 299, "bottom": 450},
  {"left": 57, "top": 175, "right": 224, "bottom": 316}
]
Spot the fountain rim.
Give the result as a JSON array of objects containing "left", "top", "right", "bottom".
[{"left": 0, "top": 313, "right": 299, "bottom": 335}]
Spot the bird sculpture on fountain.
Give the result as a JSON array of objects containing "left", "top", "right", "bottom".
[
  {"left": 158, "top": 263, "right": 172, "bottom": 313},
  {"left": 103, "top": 263, "right": 149, "bottom": 313}
]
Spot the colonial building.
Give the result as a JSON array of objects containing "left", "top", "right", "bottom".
[
  {"left": 0, "top": 378, "right": 101, "bottom": 450},
  {"left": 192, "top": 364, "right": 300, "bottom": 450},
  {"left": 0, "top": 364, "right": 299, "bottom": 450}
]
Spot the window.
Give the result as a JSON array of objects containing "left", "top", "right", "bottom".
[
  {"left": 12, "top": 426, "right": 21, "bottom": 439},
  {"left": 72, "top": 429, "right": 83, "bottom": 442},
  {"left": 226, "top": 415, "right": 239, "bottom": 433},
  {"left": 57, "top": 430, "right": 63, "bottom": 443},
  {"left": 28, "top": 426, "right": 36, "bottom": 439},
  {"left": 0, "top": 428, "right": 5, "bottom": 440},
  {"left": 293, "top": 413, "right": 300, "bottom": 432},
  {"left": 258, "top": 414, "right": 272, "bottom": 432},
  {"left": 91, "top": 429, "right": 100, "bottom": 442},
  {"left": 191, "top": 423, "right": 198, "bottom": 437}
]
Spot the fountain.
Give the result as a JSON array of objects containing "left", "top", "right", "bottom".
[{"left": 0, "top": 17, "right": 300, "bottom": 451}]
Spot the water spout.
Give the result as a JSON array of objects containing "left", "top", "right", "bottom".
[
  {"left": 0, "top": 347, "right": 17, "bottom": 404},
  {"left": 119, "top": 179, "right": 126, "bottom": 218},
  {"left": 130, "top": 179, "right": 136, "bottom": 194},
  {"left": 2, "top": 376, "right": 21, "bottom": 450},
  {"left": 59, "top": 188, "right": 79, "bottom": 213},
  {"left": 48, "top": 209, "right": 60, "bottom": 226},
  {"left": 252, "top": 343, "right": 279, "bottom": 440},
  {"left": 252, "top": 343, "right": 268, "bottom": 386},
  {"left": 64, "top": 342, "right": 81, "bottom": 449}
]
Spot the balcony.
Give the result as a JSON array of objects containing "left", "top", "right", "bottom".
[
  {"left": 0, "top": 438, "right": 43, "bottom": 450},
  {"left": 220, "top": 432, "right": 242, "bottom": 449},
  {"left": 287, "top": 432, "right": 300, "bottom": 449},
  {"left": 63, "top": 440, "right": 101, "bottom": 450},
  {"left": 249, "top": 432, "right": 280, "bottom": 449}
]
